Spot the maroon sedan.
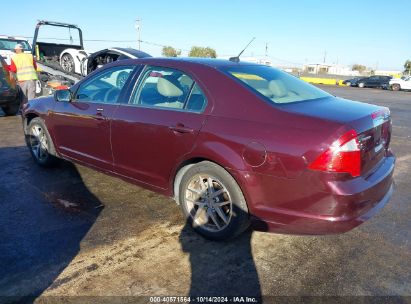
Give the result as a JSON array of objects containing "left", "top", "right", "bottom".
[{"left": 22, "top": 58, "right": 395, "bottom": 240}]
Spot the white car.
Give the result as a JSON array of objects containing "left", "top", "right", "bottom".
[
  {"left": 0, "top": 36, "right": 32, "bottom": 65},
  {"left": 390, "top": 76, "right": 411, "bottom": 91}
]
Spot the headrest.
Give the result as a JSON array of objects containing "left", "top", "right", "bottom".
[
  {"left": 268, "top": 80, "right": 287, "bottom": 98},
  {"left": 157, "top": 76, "right": 183, "bottom": 97}
]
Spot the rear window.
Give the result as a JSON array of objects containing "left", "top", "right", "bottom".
[
  {"left": 220, "top": 65, "right": 330, "bottom": 104},
  {"left": 0, "top": 39, "right": 31, "bottom": 51}
]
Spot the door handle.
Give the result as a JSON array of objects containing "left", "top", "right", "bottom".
[
  {"left": 94, "top": 110, "right": 105, "bottom": 120},
  {"left": 169, "top": 124, "right": 194, "bottom": 134}
]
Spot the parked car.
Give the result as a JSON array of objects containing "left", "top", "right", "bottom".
[
  {"left": 0, "top": 35, "right": 32, "bottom": 65},
  {"left": 342, "top": 77, "right": 365, "bottom": 87},
  {"left": 357, "top": 75, "right": 392, "bottom": 89},
  {"left": 0, "top": 55, "right": 21, "bottom": 115},
  {"left": 81, "top": 47, "right": 152, "bottom": 76},
  {"left": 389, "top": 76, "right": 411, "bottom": 91},
  {"left": 22, "top": 58, "right": 395, "bottom": 240}
]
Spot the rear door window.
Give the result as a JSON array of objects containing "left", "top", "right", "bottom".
[{"left": 130, "top": 66, "right": 207, "bottom": 112}]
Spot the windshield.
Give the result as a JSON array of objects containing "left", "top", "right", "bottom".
[
  {"left": 0, "top": 39, "right": 31, "bottom": 51},
  {"left": 221, "top": 65, "right": 330, "bottom": 104}
]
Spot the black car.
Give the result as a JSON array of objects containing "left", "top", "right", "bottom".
[
  {"left": 82, "top": 47, "right": 151, "bottom": 76},
  {"left": 357, "top": 75, "right": 392, "bottom": 89},
  {"left": 342, "top": 77, "right": 366, "bottom": 87},
  {"left": 0, "top": 55, "right": 21, "bottom": 116}
]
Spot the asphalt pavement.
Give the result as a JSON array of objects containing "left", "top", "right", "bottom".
[{"left": 0, "top": 86, "right": 410, "bottom": 303}]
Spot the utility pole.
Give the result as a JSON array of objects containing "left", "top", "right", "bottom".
[
  {"left": 323, "top": 50, "right": 327, "bottom": 63},
  {"left": 135, "top": 19, "right": 141, "bottom": 50}
]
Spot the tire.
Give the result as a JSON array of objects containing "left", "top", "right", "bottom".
[
  {"left": 25, "top": 117, "right": 59, "bottom": 167},
  {"left": 345, "top": 82, "right": 351, "bottom": 87},
  {"left": 358, "top": 82, "right": 365, "bottom": 88},
  {"left": 392, "top": 83, "right": 401, "bottom": 91},
  {"left": 178, "top": 161, "right": 250, "bottom": 241},
  {"left": 61, "top": 53, "right": 75, "bottom": 73},
  {"left": 1, "top": 103, "right": 19, "bottom": 116}
]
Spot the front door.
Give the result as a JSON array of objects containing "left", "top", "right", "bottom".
[
  {"left": 111, "top": 66, "right": 209, "bottom": 189},
  {"left": 50, "top": 65, "right": 135, "bottom": 171}
]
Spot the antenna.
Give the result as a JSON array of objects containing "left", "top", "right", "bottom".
[{"left": 229, "top": 37, "right": 256, "bottom": 63}]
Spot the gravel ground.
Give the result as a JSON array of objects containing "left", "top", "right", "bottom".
[{"left": 0, "top": 86, "right": 410, "bottom": 303}]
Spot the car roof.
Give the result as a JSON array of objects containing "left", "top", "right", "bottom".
[
  {"left": 111, "top": 47, "right": 152, "bottom": 58},
  {"left": 121, "top": 57, "right": 262, "bottom": 69},
  {"left": 0, "top": 35, "right": 28, "bottom": 41}
]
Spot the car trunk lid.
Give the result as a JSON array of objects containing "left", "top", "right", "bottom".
[{"left": 282, "top": 97, "right": 392, "bottom": 176}]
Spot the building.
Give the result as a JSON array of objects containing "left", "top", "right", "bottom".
[
  {"left": 218, "top": 56, "right": 272, "bottom": 66},
  {"left": 303, "top": 63, "right": 360, "bottom": 76}
]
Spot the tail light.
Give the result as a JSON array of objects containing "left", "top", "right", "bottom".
[{"left": 308, "top": 130, "right": 361, "bottom": 177}]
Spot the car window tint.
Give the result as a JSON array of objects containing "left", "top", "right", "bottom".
[
  {"left": 76, "top": 66, "right": 134, "bottom": 103},
  {"left": 186, "top": 83, "right": 207, "bottom": 112},
  {"left": 131, "top": 67, "right": 200, "bottom": 111},
  {"left": 222, "top": 65, "right": 330, "bottom": 104}
]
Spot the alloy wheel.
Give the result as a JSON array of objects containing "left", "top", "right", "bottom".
[
  {"left": 61, "top": 55, "right": 74, "bottom": 73},
  {"left": 184, "top": 174, "right": 233, "bottom": 232},
  {"left": 29, "top": 124, "right": 49, "bottom": 162}
]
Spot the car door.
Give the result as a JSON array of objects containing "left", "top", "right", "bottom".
[
  {"left": 403, "top": 77, "right": 411, "bottom": 89},
  {"left": 111, "top": 65, "right": 209, "bottom": 189},
  {"left": 365, "top": 76, "right": 376, "bottom": 87},
  {"left": 50, "top": 65, "right": 135, "bottom": 171}
]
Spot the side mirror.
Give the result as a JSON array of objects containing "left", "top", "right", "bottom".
[{"left": 55, "top": 89, "right": 72, "bottom": 102}]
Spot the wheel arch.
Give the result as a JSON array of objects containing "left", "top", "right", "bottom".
[
  {"left": 172, "top": 156, "right": 251, "bottom": 213},
  {"left": 23, "top": 113, "right": 39, "bottom": 133}
]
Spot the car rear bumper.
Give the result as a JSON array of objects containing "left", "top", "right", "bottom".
[{"left": 232, "top": 154, "right": 395, "bottom": 235}]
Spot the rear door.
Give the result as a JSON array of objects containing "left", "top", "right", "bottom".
[
  {"left": 366, "top": 76, "right": 378, "bottom": 87},
  {"left": 111, "top": 65, "right": 209, "bottom": 189},
  {"left": 50, "top": 65, "right": 134, "bottom": 171}
]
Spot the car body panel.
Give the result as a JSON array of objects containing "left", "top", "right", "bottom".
[
  {"left": 0, "top": 55, "right": 20, "bottom": 109},
  {"left": 389, "top": 77, "right": 411, "bottom": 90},
  {"left": 22, "top": 58, "right": 395, "bottom": 235}
]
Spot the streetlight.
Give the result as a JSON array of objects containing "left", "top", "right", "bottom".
[{"left": 135, "top": 19, "right": 141, "bottom": 50}]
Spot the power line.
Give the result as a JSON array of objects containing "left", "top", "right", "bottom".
[{"left": 21, "top": 36, "right": 303, "bottom": 65}]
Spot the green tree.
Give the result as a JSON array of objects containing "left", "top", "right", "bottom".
[
  {"left": 162, "top": 46, "right": 181, "bottom": 57},
  {"left": 352, "top": 64, "right": 367, "bottom": 73},
  {"left": 404, "top": 60, "right": 411, "bottom": 74},
  {"left": 188, "top": 46, "right": 217, "bottom": 58}
]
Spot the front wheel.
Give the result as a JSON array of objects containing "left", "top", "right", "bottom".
[
  {"left": 25, "top": 117, "right": 59, "bottom": 166},
  {"left": 358, "top": 82, "right": 365, "bottom": 88},
  {"left": 392, "top": 83, "right": 401, "bottom": 91},
  {"left": 179, "top": 161, "right": 250, "bottom": 240}
]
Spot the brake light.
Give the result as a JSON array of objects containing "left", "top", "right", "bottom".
[{"left": 308, "top": 130, "right": 361, "bottom": 177}]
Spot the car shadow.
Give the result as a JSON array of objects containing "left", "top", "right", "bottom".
[
  {"left": 0, "top": 146, "right": 103, "bottom": 303},
  {"left": 179, "top": 209, "right": 266, "bottom": 300}
]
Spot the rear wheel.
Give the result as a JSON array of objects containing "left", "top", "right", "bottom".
[
  {"left": 179, "top": 161, "right": 250, "bottom": 240},
  {"left": 61, "top": 53, "right": 75, "bottom": 73},
  {"left": 392, "top": 83, "right": 401, "bottom": 91},
  {"left": 345, "top": 82, "right": 351, "bottom": 87},
  {"left": 1, "top": 103, "right": 19, "bottom": 116},
  {"left": 25, "top": 117, "right": 59, "bottom": 166}
]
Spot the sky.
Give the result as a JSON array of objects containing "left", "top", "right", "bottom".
[{"left": 1, "top": 0, "right": 409, "bottom": 70}]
